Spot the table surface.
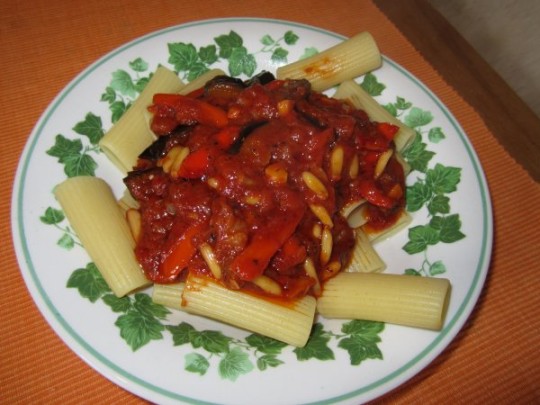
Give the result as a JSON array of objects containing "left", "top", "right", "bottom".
[{"left": 2, "top": 0, "right": 539, "bottom": 404}]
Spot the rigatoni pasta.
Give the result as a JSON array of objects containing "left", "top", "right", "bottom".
[
  {"left": 317, "top": 272, "right": 450, "bottom": 330},
  {"left": 99, "top": 66, "right": 185, "bottom": 174},
  {"left": 345, "top": 229, "right": 386, "bottom": 273},
  {"left": 334, "top": 79, "right": 415, "bottom": 151},
  {"left": 54, "top": 176, "right": 150, "bottom": 297},
  {"left": 152, "top": 282, "right": 185, "bottom": 309},
  {"left": 182, "top": 275, "right": 317, "bottom": 347},
  {"left": 276, "top": 32, "right": 382, "bottom": 92}
]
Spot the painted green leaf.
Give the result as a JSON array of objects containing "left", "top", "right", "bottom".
[
  {"left": 401, "top": 132, "right": 435, "bottom": 173},
  {"left": 257, "top": 354, "right": 284, "bottom": 371},
  {"left": 228, "top": 47, "right": 256, "bottom": 77},
  {"left": 404, "top": 107, "right": 433, "bottom": 128},
  {"left": 46, "top": 134, "right": 97, "bottom": 177},
  {"left": 110, "top": 69, "right": 137, "bottom": 99},
  {"left": 260, "top": 34, "right": 274, "bottom": 46},
  {"left": 284, "top": 30, "right": 299, "bottom": 45},
  {"left": 115, "top": 310, "right": 165, "bottom": 351},
  {"left": 294, "top": 323, "right": 334, "bottom": 361},
  {"left": 341, "top": 320, "right": 384, "bottom": 338},
  {"left": 406, "top": 182, "right": 432, "bottom": 212},
  {"left": 40, "top": 207, "right": 64, "bottom": 225},
  {"left": 47, "top": 134, "right": 82, "bottom": 162},
  {"left": 185, "top": 353, "right": 210, "bottom": 375},
  {"left": 187, "top": 62, "right": 210, "bottom": 82},
  {"left": 403, "top": 224, "right": 440, "bottom": 254},
  {"left": 100, "top": 87, "right": 116, "bottom": 103},
  {"left": 67, "top": 262, "right": 110, "bottom": 302},
  {"left": 218, "top": 347, "right": 254, "bottom": 381},
  {"left": 129, "top": 57, "right": 148, "bottom": 72},
  {"left": 395, "top": 96, "right": 412, "bottom": 110},
  {"left": 73, "top": 112, "right": 104, "bottom": 144},
  {"left": 62, "top": 152, "right": 97, "bottom": 177},
  {"left": 428, "top": 194, "right": 450, "bottom": 215},
  {"left": 271, "top": 47, "right": 288, "bottom": 63},
  {"left": 135, "top": 76, "right": 150, "bottom": 94},
  {"left": 110, "top": 100, "right": 127, "bottom": 124},
  {"left": 214, "top": 31, "right": 243, "bottom": 58},
  {"left": 168, "top": 322, "right": 199, "bottom": 346},
  {"left": 192, "top": 330, "right": 232, "bottom": 354},
  {"left": 300, "top": 47, "right": 318, "bottom": 60},
  {"left": 426, "top": 164, "right": 461, "bottom": 194},
  {"left": 338, "top": 335, "right": 383, "bottom": 365},
  {"left": 245, "top": 334, "right": 287, "bottom": 355},
  {"left": 198, "top": 45, "right": 218, "bottom": 65},
  {"left": 430, "top": 214, "right": 466, "bottom": 243},
  {"left": 361, "top": 73, "right": 385, "bottom": 97},
  {"left": 168, "top": 42, "right": 199, "bottom": 71},
  {"left": 429, "top": 260, "right": 447, "bottom": 276},
  {"left": 428, "top": 127, "right": 446, "bottom": 143},
  {"left": 383, "top": 102, "right": 398, "bottom": 117},
  {"left": 132, "top": 293, "right": 170, "bottom": 320},
  {"left": 405, "top": 268, "right": 422, "bottom": 276},
  {"left": 102, "top": 294, "right": 132, "bottom": 313},
  {"left": 57, "top": 233, "right": 75, "bottom": 249}
]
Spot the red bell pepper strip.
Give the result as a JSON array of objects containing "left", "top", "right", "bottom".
[
  {"left": 185, "top": 87, "right": 205, "bottom": 99},
  {"left": 178, "top": 148, "right": 212, "bottom": 179},
  {"left": 152, "top": 93, "right": 228, "bottom": 128},
  {"left": 214, "top": 126, "right": 241, "bottom": 149},
  {"left": 358, "top": 179, "right": 395, "bottom": 209},
  {"left": 376, "top": 122, "right": 399, "bottom": 141},
  {"left": 271, "top": 236, "right": 307, "bottom": 274},
  {"left": 230, "top": 204, "right": 305, "bottom": 281},
  {"left": 159, "top": 222, "right": 206, "bottom": 282}
]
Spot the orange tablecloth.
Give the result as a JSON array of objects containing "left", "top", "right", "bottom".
[{"left": 2, "top": 0, "right": 539, "bottom": 403}]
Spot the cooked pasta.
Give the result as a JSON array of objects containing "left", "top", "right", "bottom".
[
  {"left": 99, "top": 66, "right": 185, "bottom": 174},
  {"left": 363, "top": 210, "right": 413, "bottom": 243},
  {"left": 345, "top": 228, "right": 386, "bottom": 273},
  {"left": 152, "top": 282, "right": 185, "bottom": 309},
  {"left": 317, "top": 272, "right": 450, "bottom": 330},
  {"left": 334, "top": 79, "right": 415, "bottom": 152},
  {"left": 276, "top": 32, "right": 382, "bottom": 92},
  {"left": 182, "top": 274, "right": 317, "bottom": 347},
  {"left": 54, "top": 176, "right": 150, "bottom": 296}
]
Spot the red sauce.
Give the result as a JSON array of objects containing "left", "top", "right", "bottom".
[{"left": 124, "top": 75, "right": 405, "bottom": 300}]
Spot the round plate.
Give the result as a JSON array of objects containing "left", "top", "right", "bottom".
[{"left": 11, "top": 18, "right": 492, "bottom": 404}]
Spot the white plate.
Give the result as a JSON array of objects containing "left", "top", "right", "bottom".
[{"left": 11, "top": 18, "right": 493, "bottom": 404}]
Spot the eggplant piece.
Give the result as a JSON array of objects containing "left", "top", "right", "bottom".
[
  {"left": 227, "top": 121, "right": 268, "bottom": 154},
  {"left": 295, "top": 98, "right": 329, "bottom": 128},
  {"left": 244, "top": 71, "right": 275, "bottom": 86},
  {"left": 138, "top": 126, "right": 192, "bottom": 162},
  {"left": 123, "top": 167, "right": 169, "bottom": 202},
  {"left": 138, "top": 134, "right": 170, "bottom": 161},
  {"left": 204, "top": 75, "right": 246, "bottom": 107}
]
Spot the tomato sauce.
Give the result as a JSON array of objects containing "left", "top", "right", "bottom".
[{"left": 124, "top": 73, "right": 405, "bottom": 300}]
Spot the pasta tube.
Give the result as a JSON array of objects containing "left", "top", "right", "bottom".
[
  {"left": 182, "top": 275, "right": 316, "bottom": 347},
  {"left": 54, "top": 176, "right": 150, "bottom": 296},
  {"left": 334, "top": 79, "right": 415, "bottom": 151},
  {"left": 152, "top": 283, "right": 185, "bottom": 309},
  {"left": 317, "top": 272, "right": 450, "bottom": 330},
  {"left": 276, "top": 32, "right": 381, "bottom": 92},
  {"left": 363, "top": 210, "right": 413, "bottom": 243},
  {"left": 345, "top": 229, "right": 386, "bottom": 273},
  {"left": 99, "top": 66, "right": 185, "bottom": 174}
]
